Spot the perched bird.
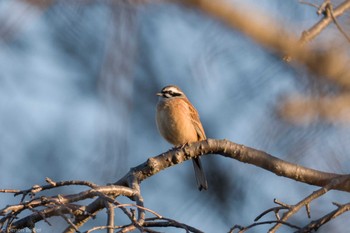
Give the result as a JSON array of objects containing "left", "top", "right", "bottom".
[{"left": 156, "top": 85, "right": 208, "bottom": 191}]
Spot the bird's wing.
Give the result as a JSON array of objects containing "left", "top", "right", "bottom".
[{"left": 183, "top": 98, "right": 206, "bottom": 140}]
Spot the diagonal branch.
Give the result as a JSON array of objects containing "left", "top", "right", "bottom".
[
  {"left": 299, "top": 0, "right": 350, "bottom": 45},
  {"left": 298, "top": 202, "right": 350, "bottom": 232},
  {"left": 116, "top": 139, "right": 350, "bottom": 191},
  {"left": 3, "top": 139, "right": 349, "bottom": 232},
  {"left": 65, "top": 139, "right": 350, "bottom": 233},
  {"left": 269, "top": 176, "right": 348, "bottom": 232}
]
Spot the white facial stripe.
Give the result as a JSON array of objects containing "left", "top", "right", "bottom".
[
  {"left": 164, "top": 93, "right": 173, "bottom": 98},
  {"left": 165, "top": 87, "right": 181, "bottom": 94}
]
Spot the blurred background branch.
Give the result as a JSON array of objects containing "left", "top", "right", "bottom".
[{"left": 182, "top": 0, "right": 350, "bottom": 125}]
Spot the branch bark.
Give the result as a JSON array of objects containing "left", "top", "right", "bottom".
[
  {"left": 64, "top": 139, "right": 350, "bottom": 232},
  {"left": 299, "top": 0, "right": 350, "bottom": 45},
  {"left": 117, "top": 139, "right": 349, "bottom": 191},
  {"left": 3, "top": 139, "right": 349, "bottom": 232}
]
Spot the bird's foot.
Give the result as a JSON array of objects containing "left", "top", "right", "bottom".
[{"left": 169, "top": 143, "right": 188, "bottom": 151}]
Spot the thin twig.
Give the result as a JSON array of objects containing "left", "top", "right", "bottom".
[
  {"left": 274, "top": 199, "right": 292, "bottom": 208},
  {"left": 58, "top": 212, "right": 80, "bottom": 232},
  {"left": 328, "top": 2, "right": 350, "bottom": 43},
  {"left": 229, "top": 220, "right": 300, "bottom": 233},
  {"left": 115, "top": 204, "right": 162, "bottom": 218},
  {"left": 91, "top": 191, "right": 145, "bottom": 233},
  {"left": 15, "top": 179, "right": 99, "bottom": 198},
  {"left": 269, "top": 176, "right": 348, "bottom": 232},
  {"left": 299, "top": 0, "right": 350, "bottom": 45},
  {"left": 298, "top": 0, "right": 319, "bottom": 9},
  {"left": 254, "top": 206, "right": 288, "bottom": 222},
  {"left": 0, "top": 189, "right": 21, "bottom": 193},
  {"left": 144, "top": 217, "right": 203, "bottom": 233},
  {"left": 27, "top": 206, "right": 52, "bottom": 227},
  {"left": 105, "top": 201, "right": 114, "bottom": 233},
  {"left": 85, "top": 225, "right": 122, "bottom": 233},
  {"left": 298, "top": 202, "right": 350, "bottom": 232},
  {"left": 305, "top": 203, "right": 311, "bottom": 218}
]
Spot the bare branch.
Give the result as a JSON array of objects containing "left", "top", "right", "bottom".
[
  {"left": 229, "top": 220, "right": 300, "bottom": 233},
  {"left": 2, "top": 185, "right": 135, "bottom": 231},
  {"left": 299, "top": 0, "right": 350, "bottom": 45},
  {"left": 0, "top": 179, "right": 99, "bottom": 203},
  {"left": 64, "top": 139, "right": 350, "bottom": 232},
  {"left": 234, "top": 183, "right": 350, "bottom": 233},
  {"left": 180, "top": 0, "right": 350, "bottom": 88},
  {"left": 258, "top": 176, "right": 349, "bottom": 232},
  {"left": 254, "top": 206, "right": 288, "bottom": 222},
  {"left": 114, "top": 139, "right": 350, "bottom": 192},
  {"left": 106, "top": 201, "right": 114, "bottom": 233},
  {"left": 1, "top": 185, "right": 134, "bottom": 217},
  {"left": 58, "top": 212, "right": 80, "bottom": 232},
  {"left": 115, "top": 204, "right": 162, "bottom": 218},
  {"left": 2, "top": 139, "right": 350, "bottom": 232},
  {"left": 0, "top": 189, "right": 21, "bottom": 193},
  {"left": 328, "top": 2, "right": 350, "bottom": 43},
  {"left": 298, "top": 202, "right": 350, "bottom": 232},
  {"left": 85, "top": 225, "right": 123, "bottom": 233},
  {"left": 144, "top": 217, "right": 204, "bottom": 233},
  {"left": 299, "top": 1, "right": 320, "bottom": 9}
]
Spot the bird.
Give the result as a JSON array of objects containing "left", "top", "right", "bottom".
[{"left": 156, "top": 85, "right": 208, "bottom": 191}]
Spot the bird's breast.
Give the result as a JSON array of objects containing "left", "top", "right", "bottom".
[{"left": 156, "top": 99, "right": 198, "bottom": 146}]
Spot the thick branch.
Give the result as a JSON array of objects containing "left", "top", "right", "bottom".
[
  {"left": 117, "top": 139, "right": 350, "bottom": 192},
  {"left": 14, "top": 139, "right": 349, "bottom": 232},
  {"left": 68, "top": 139, "right": 350, "bottom": 232}
]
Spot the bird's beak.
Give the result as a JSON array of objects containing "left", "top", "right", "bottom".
[{"left": 156, "top": 93, "right": 162, "bottom": 96}]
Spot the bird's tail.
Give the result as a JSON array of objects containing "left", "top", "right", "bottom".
[{"left": 192, "top": 157, "right": 208, "bottom": 191}]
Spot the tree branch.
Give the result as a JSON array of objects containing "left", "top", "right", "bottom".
[
  {"left": 116, "top": 139, "right": 349, "bottom": 191},
  {"left": 64, "top": 139, "right": 350, "bottom": 232},
  {"left": 2, "top": 139, "right": 349, "bottom": 232},
  {"left": 298, "top": 202, "right": 350, "bottom": 232},
  {"left": 299, "top": 0, "right": 350, "bottom": 45},
  {"left": 269, "top": 177, "right": 348, "bottom": 232}
]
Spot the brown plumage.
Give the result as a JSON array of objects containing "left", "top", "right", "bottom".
[{"left": 156, "top": 85, "right": 208, "bottom": 191}]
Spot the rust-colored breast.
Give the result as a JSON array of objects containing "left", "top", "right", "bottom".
[{"left": 156, "top": 98, "right": 203, "bottom": 146}]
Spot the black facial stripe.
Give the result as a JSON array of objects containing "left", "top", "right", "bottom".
[
  {"left": 162, "top": 91, "right": 182, "bottom": 98},
  {"left": 164, "top": 93, "right": 172, "bottom": 98},
  {"left": 171, "top": 92, "right": 182, "bottom": 97}
]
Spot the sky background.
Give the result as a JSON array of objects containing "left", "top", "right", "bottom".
[{"left": 1, "top": 0, "right": 350, "bottom": 232}]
